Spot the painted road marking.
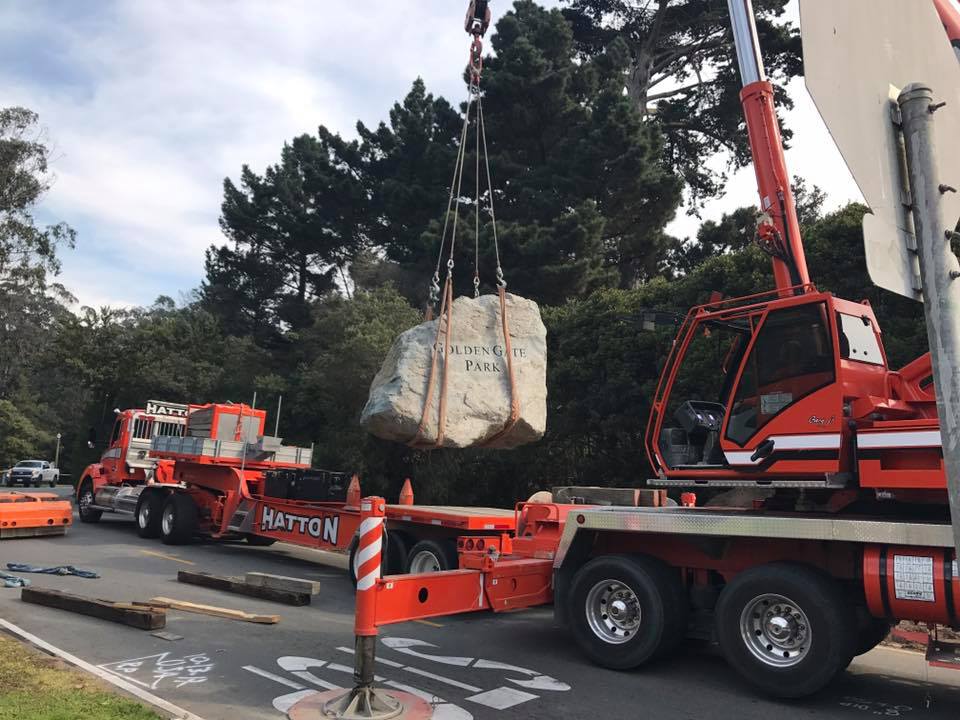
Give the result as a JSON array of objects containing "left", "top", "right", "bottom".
[
  {"left": 277, "top": 657, "right": 342, "bottom": 691},
  {"left": 334, "top": 647, "right": 404, "bottom": 668},
  {"left": 99, "top": 652, "right": 213, "bottom": 690},
  {"left": 0, "top": 619, "right": 205, "bottom": 720},
  {"left": 245, "top": 659, "right": 474, "bottom": 719},
  {"left": 383, "top": 680, "right": 473, "bottom": 720},
  {"left": 380, "top": 637, "right": 571, "bottom": 691},
  {"left": 839, "top": 696, "right": 914, "bottom": 716},
  {"left": 248, "top": 636, "right": 571, "bottom": 716},
  {"left": 401, "top": 665, "right": 483, "bottom": 692},
  {"left": 465, "top": 687, "right": 539, "bottom": 710},
  {"left": 244, "top": 665, "right": 311, "bottom": 690},
  {"left": 337, "top": 645, "right": 481, "bottom": 691},
  {"left": 272, "top": 689, "right": 316, "bottom": 714},
  {"left": 414, "top": 619, "right": 445, "bottom": 628},
  {"left": 140, "top": 549, "right": 195, "bottom": 565}
]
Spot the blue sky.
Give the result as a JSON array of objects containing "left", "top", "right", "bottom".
[{"left": 1, "top": 0, "right": 859, "bottom": 309}]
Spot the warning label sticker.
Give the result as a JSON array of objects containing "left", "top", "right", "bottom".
[{"left": 894, "top": 555, "right": 935, "bottom": 603}]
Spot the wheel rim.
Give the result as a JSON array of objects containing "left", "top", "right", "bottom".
[
  {"left": 162, "top": 506, "right": 175, "bottom": 536},
  {"left": 409, "top": 550, "right": 442, "bottom": 574},
  {"left": 739, "top": 593, "right": 812, "bottom": 668},
  {"left": 139, "top": 503, "right": 151, "bottom": 528},
  {"left": 79, "top": 489, "right": 94, "bottom": 511},
  {"left": 585, "top": 579, "right": 642, "bottom": 644}
]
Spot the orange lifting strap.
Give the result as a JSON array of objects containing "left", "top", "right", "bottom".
[{"left": 409, "top": 6, "right": 519, "bottom": 450}]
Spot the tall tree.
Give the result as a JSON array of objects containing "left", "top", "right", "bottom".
[
  {"left": 351, "top": 79, "right": 462, "bottom": 300},
  {"left": 205, "top": 129, "right": 367, "bottom": 340},
  {"left": 417, "top": 0, "right": 683, "bottom": 303},
  {"left": 0, "top": 107, "right": 75, "bottom": 400},
  {"left": 562, "top": 0, "right": 802, "bottom": 200}
]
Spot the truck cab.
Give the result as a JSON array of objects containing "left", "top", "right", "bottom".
[{"left": 77, "top": 401, "right": 188, "bottom": 522}]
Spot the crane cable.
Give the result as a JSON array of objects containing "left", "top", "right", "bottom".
[{"left": 409, "top": 1, "right": 520, "bottom": 449}]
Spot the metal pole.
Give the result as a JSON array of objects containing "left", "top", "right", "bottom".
[
  {"left": 273, "top": 395, "right": 282, "bottom": 437},
  {"left": 54, "top": 433, "right": 61, "bottom": 468},
  {"left": 316, "top": 496, "right": 402, "bottom": 719},
  {"left": 898, "top": 82, "right": 960, "bottom": 563}
]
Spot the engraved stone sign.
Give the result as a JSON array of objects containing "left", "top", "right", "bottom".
[{"left": 361, "top": 293, "right": 547, "bottom": 449}]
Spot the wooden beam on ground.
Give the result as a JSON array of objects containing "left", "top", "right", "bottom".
[
  {"left": 21, "top": 587, "right": 166, "bottom": 630},
  {"left": 244, "top": 572, "right": 320, "bottom": 596},
  {"left": 176, "top": 571, "right": 309, "bottom": 606},
  {"left": 150, "top": 596, "right": 279, "bottom": 624}
]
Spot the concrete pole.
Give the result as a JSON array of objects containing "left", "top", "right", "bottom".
[{"left": 898, "top": 83, "right": 960, "bottom": 562}]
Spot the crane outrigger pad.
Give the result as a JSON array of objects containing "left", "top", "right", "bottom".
[{"left": 0, "top": 491, "right": 72, "bottom": 538}]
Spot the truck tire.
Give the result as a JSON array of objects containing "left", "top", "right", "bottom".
[
  {"left": 160, "top": 493, "right": 198, "bottom": 545},
  {"left": 406, "top": 539, "right": 458, "bottom": 574},
  {"left": 245, "top": 534, "right": 277, "bottom": 547},
  {"left": 568, "top": 554, "right": 688, "bottom": 670},
  {"left": 853, "top": 614, "right": 892, "bottom": 657},
  {"left": 136, "top": 492, "right": 165, "bottom": 538},
  {"left": 347, "top": 530, "right": 407, "bottom": 585},
  {"left": 77, "top": 479, "right": 102, "bottom": 523},
  {"left": 714, "top": 563, "right": 856, "bottom": 698}
]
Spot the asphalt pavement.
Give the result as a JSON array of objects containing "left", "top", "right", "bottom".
[{"left": 1, "top": 486, "right": 959, "bottom": 720}]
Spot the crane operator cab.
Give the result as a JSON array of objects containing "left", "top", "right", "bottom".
[{"left": 645, "top": 290, "right": 887, "bottom": 487}]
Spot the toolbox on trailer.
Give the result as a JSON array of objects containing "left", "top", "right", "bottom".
[{"left": 263, "top": 469, "right": 349, "bottom": 502}]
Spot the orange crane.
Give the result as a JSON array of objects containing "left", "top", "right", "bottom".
[{"left": 331, "top": 0, "right": 960, "bottom": 704}]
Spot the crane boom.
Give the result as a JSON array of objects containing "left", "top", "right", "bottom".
[{"left": 727, "top": 0, "right": 810, "bottom": 294}]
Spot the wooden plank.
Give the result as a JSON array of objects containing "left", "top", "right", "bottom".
[
  {"left": 244, "top": 572, "right": 320, "bottom": 596},
  {"left": 21, "top": 587, "right": 165, "bottom": 630},
  {"left": 176, "top": 571, "right": 309, "bottom": 606},
  {"left": 150, "top": 596, "right": 279, "bottom": 624}
]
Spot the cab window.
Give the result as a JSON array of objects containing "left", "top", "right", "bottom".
[
  {"left": 726, "top": 302, "right": 835, "bottom": 446},
  {"left": 110, "top": 419, "right": 123, "bottom": 446}
]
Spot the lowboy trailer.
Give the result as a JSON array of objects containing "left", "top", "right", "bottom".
[{"left": 77, "top": 400, "right": 517, "bottom": 572}]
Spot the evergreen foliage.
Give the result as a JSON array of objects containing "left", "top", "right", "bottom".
[{"left": 0, "top": 2, "right": 936, "bottom": 506}]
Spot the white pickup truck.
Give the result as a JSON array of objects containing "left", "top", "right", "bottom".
[{"left": 5, "top": 460, "right": 59, "bottom": 488}]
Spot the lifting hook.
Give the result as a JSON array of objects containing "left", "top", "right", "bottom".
[{"left": 465, "top": 0, "right": 491, "bottom": 37}]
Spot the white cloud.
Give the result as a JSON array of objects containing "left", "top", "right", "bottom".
[{"left": 2, "top": 0, "right": 862, "bottom": 308}]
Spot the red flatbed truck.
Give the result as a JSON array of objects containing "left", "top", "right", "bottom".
[
  {"left": 341, "top": 0, "right": 960, "bottom": 701},
  {"left": 77, "top": 400, "right": 517, "bottom": 572}
]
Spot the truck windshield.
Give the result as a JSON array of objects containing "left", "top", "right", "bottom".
[{"left": 15, "top": 461, "right": 42, "bottom": 468}]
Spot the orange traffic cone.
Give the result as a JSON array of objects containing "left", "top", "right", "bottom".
[
  {"left": 398, "top": 478, "right": 414, "bottom": 506},
  {"left": 346, "top": 475, "right": 362, "bottom": 509}
]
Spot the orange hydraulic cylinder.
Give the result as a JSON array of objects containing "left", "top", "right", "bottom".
[
  {"left": 354, "top": 496, "right": 385, "bottom": 637},
  {"left": 740, "top": 80, "right": 810, "bottom": 293}
]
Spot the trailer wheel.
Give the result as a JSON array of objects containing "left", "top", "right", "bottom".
[
  {"left": 244, "top": 534, "right": 277, "bottom": 547},
  {"left": 407, "top": 539, "right": 458, "bottom": 574},
  {"left": 569, "top": 554, "right": 688, "bottom": 670},
  {"left": 77, "top": 479, "right": 102, "bottom": 523},
  {"left": 715, "top": 563, "right": 856, "bottom": 698},
  {"left": 347, "top": 530, "right": 406, "bottom": 585},
  {"left": 136, "top": 492, "right": 164, "bottom": 538},
  {"left": 160, "top": 493, "right": 198, "bottom": 545}
]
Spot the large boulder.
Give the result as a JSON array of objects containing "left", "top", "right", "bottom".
[{"left": 361, "top": 293, "right": 547, "bottom": 449}]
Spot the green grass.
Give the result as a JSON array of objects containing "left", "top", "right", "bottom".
[{"left": 0, "top": 633, "right": 163, "bottom": 720}]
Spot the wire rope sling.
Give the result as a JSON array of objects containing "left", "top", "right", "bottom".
[{"left": 361, "top": 1, "right": 547, "bottom": 450}]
